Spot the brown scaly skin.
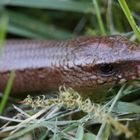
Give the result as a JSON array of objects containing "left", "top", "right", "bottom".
[{"left": 0, "top": 35, "right": 140, "bottom": 95}]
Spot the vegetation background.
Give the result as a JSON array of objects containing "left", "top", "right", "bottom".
[
  {"left": 0, "top": 0, "right": 140, "bottom": 39},
  {"left": 0, "top": 0, "right": 140, "bottom": 140}
]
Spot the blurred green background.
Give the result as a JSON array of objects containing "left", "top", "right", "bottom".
[{"left": 0, "top": 0, "right": 140, "bottom": 40}]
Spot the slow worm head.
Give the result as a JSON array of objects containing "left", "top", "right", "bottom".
[{"left": 0, "top": 35, "right": 140, "bottom": 95}]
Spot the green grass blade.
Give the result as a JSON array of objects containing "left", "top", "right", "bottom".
[
  {"left": 95, "top": 124, "right": 111, "bottom": 140},
  {"left": 0, "top": 14, "right": 9, "bottom": 115},
  {"left": 8, "top": 24, "right": 46, "bottom": 39},
  {"left": 83, "top": 133, "right": 96, "bottom": 140},
  {"left": 3, "top": 10, "right": 72, "bottom": 39},
  {"left": 115, "top": 101, "right": 140, "bottom": 113},
  {"left": 0, "top": 0, "right": 93, "bottom": 13},
  {"left": 106, "top": 0, "right": 114, "bottom": 34},
  {"left": 75, "top": 125, "right": 84, "bottom": 140},
  {"left": 0, "top": 71, "right": 15, "bottom": 115},
  {"left": 92, "top": 0, "right": 106, "bottom": 35},
  {"left": 95, "top": 85, "right": 126, "bottom": 140},
  {"left": 118, "top": 0, "right": 140, "bottom": 41},
  {"left": 0, "top": 15, "right": 8, "bottom": 52},
  {"left": 108, "top": 84, "right": 126, "bottom": 113}
]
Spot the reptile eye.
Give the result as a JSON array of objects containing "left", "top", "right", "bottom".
[{"left": 99, "top": 64, "right": 115, "bottom": 76}]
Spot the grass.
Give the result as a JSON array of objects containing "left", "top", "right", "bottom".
[
  {"left": 118, "top": 0, "right": 140, "bottom": 41},
  {"left": 92, "top": 0, "right": 106, "bottom": 35},
  {"left": 0, "top": 0, "right": 94, "bottom": 13},
  {"left": 0, "top": 86, "right": 138, "bottom": 140},
  {"left": 0, "top": 15, "right": 12, "bottom": 115},
  {"left": 0, "top": 0, "right": 140, "bottom": 140},
  {"left": 0, "top": 71, "right": 15, "bottom": 114}
]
